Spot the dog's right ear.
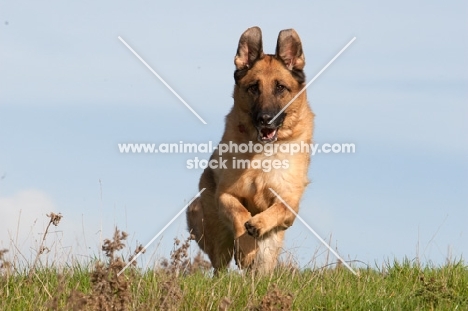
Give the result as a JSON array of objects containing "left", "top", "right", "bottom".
[{"left": 234, "top": 26, "right": 264, "bottom": 70}]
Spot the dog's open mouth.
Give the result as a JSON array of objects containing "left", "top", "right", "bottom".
[
  {"left": 252, "top": 111, "right": 285, "bottom": 143},
  {"left": 258, "top": 127, "right": 278, "bottom": 143}
]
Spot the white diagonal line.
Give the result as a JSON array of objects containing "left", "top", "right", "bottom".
[
  {"left": 268, "top": 188, "right": 358, "bottom": 276},
  {"left": 269, "top": 37, "right": 356, "bottom": 124},
  {"left": 118, "top": 36, "right": 207, "bottom": 125},
  {"left": 117, "top": 188, "right": 206, "bottom": 276}
]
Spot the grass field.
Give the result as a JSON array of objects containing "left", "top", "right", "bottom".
[{"left": 1, "top": 215, "right": 467, "bottom": 310}]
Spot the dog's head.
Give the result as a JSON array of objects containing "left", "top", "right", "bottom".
[{"left": 233, "top": 26, "right": 306, "bottom": 143}]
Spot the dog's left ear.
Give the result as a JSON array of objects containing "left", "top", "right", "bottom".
[{"left": 275, "top": 29, "right": 305, "bottom": 71}]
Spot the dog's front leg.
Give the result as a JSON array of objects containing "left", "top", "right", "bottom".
[
  {"left": 244, "top": 192, "right": 300, "bottom": 238},
  {"left": 218, "top": 193, "right": 257, "bottom": 268}
]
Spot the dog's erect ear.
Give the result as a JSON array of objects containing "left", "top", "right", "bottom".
[
  {"left": 275, "top": 29, "right": 305, "bottom": 71},
  {"left": 234, "top": 26, "right": 264, "bottom": 70}
]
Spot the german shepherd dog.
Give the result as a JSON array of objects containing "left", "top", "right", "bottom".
[{"left": 187, "top": 26, "right": 314, "bottom": 274}]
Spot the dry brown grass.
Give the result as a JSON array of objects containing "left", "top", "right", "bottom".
[
  {"left": 0, "top": 249, "right": 12, "bottom": 277},
  {"left": 159, "top": 237, "right": 211, "bottom": 276},
  {"left": 85, "top": 228, "right": 133, "bottom": 310},
  {"left": 155, "top": 237, "right": 212, "bottom": 310},
  {"left": 250, "top": 285, "right": 294, "bottom": 311},
  {"left": 47, "top": 227, "right": 141, "bottom": 310},
  {"left": 29, "top": 212, "right": 63, "bottom": 279},
  {"left": 46, "top": 228, "right": 213, "bottom": 310}
]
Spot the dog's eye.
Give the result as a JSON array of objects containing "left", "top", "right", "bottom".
[
  {"left": 276, "top": 84, "right": 286, "bottom": 93},
  {"left": 247, "top": 84, "right": 259, "bottom": 94}
]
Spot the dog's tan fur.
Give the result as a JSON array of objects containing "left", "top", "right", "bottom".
[{"left": 187, "top": 26, "right": 314, "bottom": 274}]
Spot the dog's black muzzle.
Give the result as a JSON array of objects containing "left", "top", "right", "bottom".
[{"left": 253, "top": 111, "right": 286, "bottom": 143}]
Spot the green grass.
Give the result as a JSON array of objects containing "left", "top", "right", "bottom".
[
  {"left": 1, "top": 259, "right": 467, "bottom": 310},
  {"left": 1, "top": 220, "right": 466, "bottom": 310}
]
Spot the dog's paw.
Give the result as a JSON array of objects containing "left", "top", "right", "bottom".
[
  {"left": 244, "top": 217, "right": 266, "bottom": 238},
  {"left": 244, "top": 220, "right": 260, "bottom": 238},
  {"left": 234, "top": 233, "right": 257, "bottom": 269}
]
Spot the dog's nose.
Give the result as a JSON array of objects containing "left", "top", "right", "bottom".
[{"left": 257, "top": 113, "right": 273, "bottom": 125}]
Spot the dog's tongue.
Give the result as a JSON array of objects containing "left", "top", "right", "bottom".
[{"left": 261, "top": 128, "right": 277, "bottom": 140}]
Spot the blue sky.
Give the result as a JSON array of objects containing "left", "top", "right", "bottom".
[{"left": 0, "top": 1, "right": 467, "bottom": 269}]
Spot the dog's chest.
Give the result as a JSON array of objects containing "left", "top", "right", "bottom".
[{"left": 235, "top": 159, "right": 299, "bottom": 213}]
